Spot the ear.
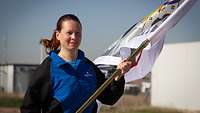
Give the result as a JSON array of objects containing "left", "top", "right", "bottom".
[{"left": 56, "top": 31, "right": 60, "bottom": 41}]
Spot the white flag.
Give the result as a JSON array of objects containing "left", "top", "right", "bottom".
[{"left": 94, "top": 0, "right": 197, "bottom": 82}]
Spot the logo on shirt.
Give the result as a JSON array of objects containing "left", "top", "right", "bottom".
[{"left": 84, "top": 72, "right": 93, "bottom": 77}]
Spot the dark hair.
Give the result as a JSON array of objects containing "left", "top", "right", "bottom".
[{"left": 40, "top": 14, "right": 82, "bottom": 53}]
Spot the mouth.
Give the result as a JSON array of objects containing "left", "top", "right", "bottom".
[{"left": 69, "top": 42, "right": 78, "bottom": 46}]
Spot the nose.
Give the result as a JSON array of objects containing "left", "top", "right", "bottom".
[{"left": 71, "top": 33, "right": 76, "bottom": 39}]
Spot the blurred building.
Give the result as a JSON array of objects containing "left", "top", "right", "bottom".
[
  {"left": 0, "top": 64, "right": 38, "bottom": 94},
  {"left": 151, "top": 41, "right": 200, "bottom": 111}
]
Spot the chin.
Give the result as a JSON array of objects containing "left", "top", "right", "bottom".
[{"left": 68, "top": 47, "right": 79, "bottom": 51}]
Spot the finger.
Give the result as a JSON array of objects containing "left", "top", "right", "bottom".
[{"left": 121, "top": 64, "right": 130, "bottom": 74}]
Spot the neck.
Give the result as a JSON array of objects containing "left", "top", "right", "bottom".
[{"left": 58, "top": 49, "right": 78, "bottom": 62}]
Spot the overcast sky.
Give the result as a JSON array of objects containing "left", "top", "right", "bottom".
[{"left": 0, "top": 0, "right": 200, "bottom": 64}]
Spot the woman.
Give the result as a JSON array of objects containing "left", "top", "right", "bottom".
[{"left": 21, "top": 14, "right": 134, "bottom": 113}]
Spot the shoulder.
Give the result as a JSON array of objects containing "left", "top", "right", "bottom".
[
  {"left": 29, "top": 57, "right": 52, "bottom": 87},
  {"left": 84, "top": 58, "right": 99, "bottom": 72},
  {"left": 36, "top": 57, "right": 51, "bottom": 77},
  {"left": 84, "top": 57, "right": 94, "bottom": 66},
  {"left": 38, "top": 57, "right": 52, "bottom": 71},
  {"left": 84, "top": 57, "right": 106, "bottom": 80}
]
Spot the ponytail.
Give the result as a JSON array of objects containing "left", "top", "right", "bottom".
[{"left": 40, "top": 31, "right": 60, "bottom": 54}]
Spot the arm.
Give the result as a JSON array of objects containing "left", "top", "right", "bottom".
[
  {"left": 94, "top": 65, "right": 125, "bottom": 105},
  {"left": 85, "top": 58, "right": 133, "bottom": 105},
  {"left": 20, "top": 57, "right": 51, "bottom": 113}
]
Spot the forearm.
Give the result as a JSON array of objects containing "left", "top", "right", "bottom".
[{"left": 97, "top": 76, "right": 125, "bottom": 105}]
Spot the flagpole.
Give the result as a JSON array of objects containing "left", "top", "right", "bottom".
[
  {"left": 76, "top": 0, "right": 197, "bottom": 112},
  {"left": 76, "top": 39, "right": 150, "bottom": 113}
]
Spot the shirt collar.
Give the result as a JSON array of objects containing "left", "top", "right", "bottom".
[{"left": 49, "top": 49, "right": 86, "bottom": 67}]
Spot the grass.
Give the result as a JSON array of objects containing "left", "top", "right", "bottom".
[
  {"left": 0, "top": 96, "right": 22, "bottom": 108},
  {"left": 0, "top": 93, "right": 199, "bottom": 113},
  {"left": 0, "top": 93, "right": 22, "bottom": 108}
]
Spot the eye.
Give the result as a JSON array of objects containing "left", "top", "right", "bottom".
[
  {"left": 75, "top": 32, "right": 80, "bottom": 35},
  {"left": 66, "top": 31, "right": 73, "bottom": 35}
]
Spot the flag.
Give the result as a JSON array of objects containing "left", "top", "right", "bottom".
[{"left": 93, "top": 0, "right": 197, "bottom": 82}]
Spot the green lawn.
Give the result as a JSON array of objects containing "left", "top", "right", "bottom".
[
  {"left": 0, "top": 93, "right": 199, "bottom": 113},
  {"left": 0, "top": 96, "right": 22, "bottom": 108}
]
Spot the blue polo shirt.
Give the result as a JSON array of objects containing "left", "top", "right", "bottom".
[{"left": 49, "top": 50, "right": 97, "bottom": 113}]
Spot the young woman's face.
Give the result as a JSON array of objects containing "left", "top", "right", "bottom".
[{"left": 56, "top": 20, "right": 82, "bottom": 51}]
